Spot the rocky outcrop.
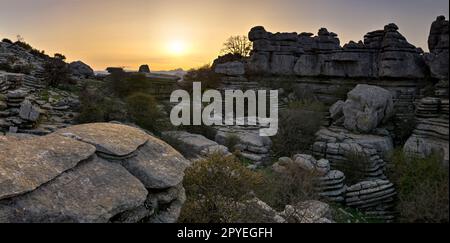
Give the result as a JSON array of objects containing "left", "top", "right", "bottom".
[
  {"left": 346, "top": 180, "right": 397, "bottom": 222},
  {"left": 69, "top": 61, "right": 94, "bottom": 79},
  {"left": 0, "top": 123, "right": 189, "bottom": 223},
  {"left": 215, "top": 126, "right": 272, "bottom": 165},
  {"left": 273, "top": 155, "right": 346, "bottom": 203},
  {"left": 404, "top": 97, "right": 449, "bottom": 165},
  {"left": 247, "top": 23, "right": 426, "bottom": 78},
  {"left": 425, "top": 16, "right": 449, "bottom": 86},
  {"left": 139, "top": 64, "right": 151, "bottom": 73},
  {"left": 162, "top": 131, "right": 230, "bottom": 160},
  {"left": 403, "top": 16, "right": 449, "bottom": 165},
  {"left": 214, "top": 61, "right": 246, "bottom": 76},
  {"left": 342, "top": 85, "right": 394, "bottom": 133},
  {"left": 314, "top": 85, "right": 396, "bottom": 180}
]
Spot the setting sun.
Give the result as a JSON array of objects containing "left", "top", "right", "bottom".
[{"left": 168, "top": 40, "right": 187, "bottom": 56}]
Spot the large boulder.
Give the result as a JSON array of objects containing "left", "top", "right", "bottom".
[
  {"left": 0, "top": 123, "right": 189, "bottom": 223},
  {"left": 69, "top": 61, "right": 94, "bottom": 79},
  {"left": 343, "top": 85, "right": 394, "bottom": 133},
  {"left": 19, "top": 100, "right": 40, "bottom": 122}
]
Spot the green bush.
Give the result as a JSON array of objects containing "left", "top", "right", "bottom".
[
  {"left": 388, "top": 149, "right": 449, "bottom": 223},
  {"left": 125, "top": 93, "right": 165, "bottom": 133},
  {"left": 42, "top": 58, "right": 74, "bottom": 87},
  {"left": 272, "top": 107, "right": 325, "bottom": 157},
  {"left": 256, "top": 165, "right": 319, "bottom": 211},
  {"left": 181, "top": 65, "right": 220, "bottom": 92},
  {"left": 108, "top": 72, "right": 152, "bottom": 98},
  {"left": 179, "top": 154, "right": 264, "bottom": 223}
]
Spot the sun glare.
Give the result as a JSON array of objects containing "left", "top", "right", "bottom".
[{"left": 168, "top": 40, "right": 187, "bottom": 55}]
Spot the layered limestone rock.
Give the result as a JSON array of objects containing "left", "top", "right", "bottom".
[
  {"left": 162, "top": 131, "right": 230, "bottom": 160},
  {"left": 425, "top": 15, "right": 449, "bottom": 94},
  {"left": 0, "top": 123, "right": 189, "bottom": 223},
  {"left": 247, "top": 23, "right": 426, "bottom": 78},
  {"left": 272, "top": 155, "right": 347, "bottom": 203},
  {"left": 404, "top": 97, "right": 449, "bottom": 165},
  {"left": 215, "top": 126, "right": 272, "bottom": 165},
  {"left": 345, "top": 180, "right": 397, "bottom": 222},
  {"left": 314, "top": 85, "right": 395, "bottom": 180},
  {"left": 403, "top": 17, "right": 449, "bottom": 165}
]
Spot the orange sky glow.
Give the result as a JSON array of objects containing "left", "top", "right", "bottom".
[{"left": 0, "top": 0, "right": 448, "bottom": 71}]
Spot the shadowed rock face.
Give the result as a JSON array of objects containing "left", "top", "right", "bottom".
[
  {"left": 246, "top": 23, "right": 426, "bottom": 78},
  {"left": 0, "top": 123, "right": 189, "bottom": 223}
]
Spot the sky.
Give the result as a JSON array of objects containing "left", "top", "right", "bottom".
[{"left": 0, "top": 0, "right": 448, "bottom": 71}]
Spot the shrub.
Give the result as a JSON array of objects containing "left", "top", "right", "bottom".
[
  {"left": 179, "top": 154, "right": 264, "bottom": 223},
  {"left": 125, "top": 93, "right": 165, "bottom": 133},
  {"left": 388, "top": 149, "right": 449, "bottom": 223},
  {"left": 42, "top": 58, "right": 74, "bottom": 87},
  {"left": 272, "top": 107, "right": 324, "bottom": 157},
  {"left": 224, "top": 134, "right": 241, "bottom": 152},
  {"left": 76, "top": 85, "right": 127, "bottom": 124},
  {"left": 2, "top": 38, "right": 13, "bottom": 44},
  {"left": 334, "top": 150, "right": 372, "bottom": 185},
  {"left": 182, "top": 65, "right": 220, "bottom": 92},
  {"left": 256, "top": 165, "right": 319, "bottom": 211},
  {"left": 108, "top": 72, "right": 152, "bottom": 98}
]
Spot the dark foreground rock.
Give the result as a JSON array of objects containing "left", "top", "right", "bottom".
[{"left": 0, "top": 123, "right": 189, "bottom": 223}]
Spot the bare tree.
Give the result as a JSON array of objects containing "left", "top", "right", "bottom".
[{"left": 221, "top": 35, "right": 253, "bottom": 57}]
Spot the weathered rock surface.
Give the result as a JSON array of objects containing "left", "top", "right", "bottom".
[
  {"left": 215, "top": 126, "right": 272, "bottom": 165},
  {"left": 346, "top": 179, "right": 397, "bottom": 222},
  {"left": 122, "top": 135, "right": 190, "bottom": 189},
  {"left": 314, "top": 126, "right": 394, "bottom": 180},
  {"left": 69, "top": 61, "right": 94, "bottom": 79},
  {"left": 342, "top": 85, "right": 394, "bottom": 133},
  {"left": 0, "top": 134, "right": 95, "bottom": 200},
  {"left": 281, "top": 200, "right": 333, "bottom": 223},
  {"left": 0, "top": 156, "right": 148, "bottom": 223},
  {"left": 247, "top": 23, "right": 426, "bottom": 78},
  {"left": 0, "top": 123, "right": 188, "bottom": 223},
  {"left": 404, "top": 97, "right": 449, "bottom": 165},
  {"left": 214, "top": 61, "right": 246, "bottom": 76},
  {"left": 162, "top": 131, "right": 230, "bottom": 159},
  {"left": 56, "top": 123, "right": 149, "bottom": 158}
]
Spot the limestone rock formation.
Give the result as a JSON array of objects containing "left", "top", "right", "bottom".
[
  {"left": 69, "top": 61, "right": 95, "bottom": 79},
  {"left": 215, "top": 126, "right": 272, "bottom": 165},
  {"left": 425, "top": 16, "right": 449, "bottom": 83},
  {"left": 314, "top": 126, "right": 394, "bottom": 180},
  {"left": 139, "top": 64, "right": 151, "bottom": 73},
  {"left": 214, "top": 61, "right": 246, "bottom": 76},
  {"left": 346, "top": 179, "right": 397, "bottom": 222},
  {"left": 162, "top": 131, "right": 230, "bottom": 159},
  {"left": 0, "top": 123, "right": 189, "bottom": 223},
  {"left": 342, "top": 85, "right": 394, "bottom": 133},
  {"left": 404, "top": 97, "right": 449, "bottom": 165},
  {"left": 272, "top": 155, "right": 346, "bottom": 203},
  {"left": 281, "top": 200, "right": 333, "bottom": 223},
  {"left": 247, "top": 23, "right": 426, "bottom": 78}
]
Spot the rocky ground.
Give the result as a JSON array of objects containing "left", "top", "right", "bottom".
[{"left": 0, "top": 16, "right": 448, "bottom": 223}]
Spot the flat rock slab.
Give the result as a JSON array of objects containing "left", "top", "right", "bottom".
[
  {"left": 0, "top": 134, "right": 96, "bottom": 200},
  {"left": 122, "top": 135, "right": 190, "bottom": 189},
  {"left": 0, "top": 156, "right": 148, "bottom": 223},
  {"left": 57, "top": 123, "right": 149, "bottom": 158}
]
